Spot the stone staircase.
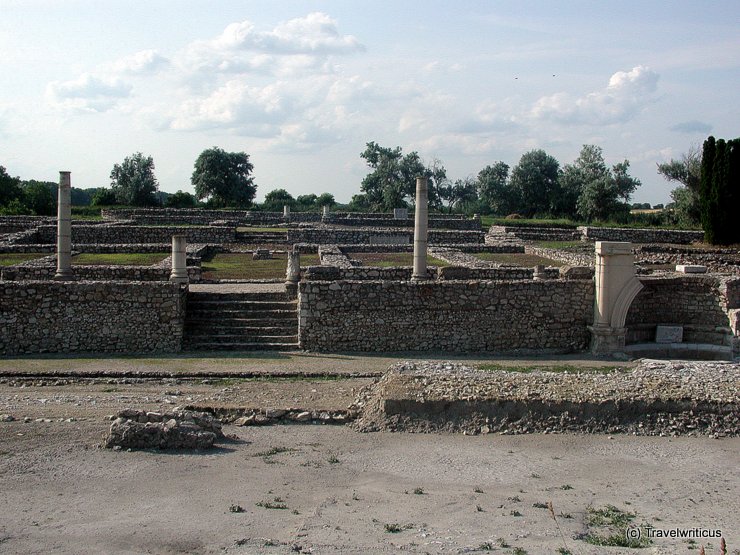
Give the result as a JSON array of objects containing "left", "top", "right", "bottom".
[{"left": 183, "top": 291, "right": 299, "bottom": 351}]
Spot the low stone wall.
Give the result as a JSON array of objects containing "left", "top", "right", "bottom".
[
  {"left": 625, "top": 276, "right": 732, "bottom": 345},
  {"left": 491, "top": 225, "right": 581, "bottom": 241},
  {"left": 0, "top": 281, "right": 186, "bottom": 355},
  {"left": 287, "top": 228, "right": 483, "bottom": 245},
  {"left": 634, "top": 245, "right": 740, "bottom": 272},
  {"left": 303, "top": 265, "right": 436, "bottom": 281},
  {"left": 101, "top": 208, "right": 322, "bottom": 224},
  {"left": 34, "top": 225, "right": 235, "bottom": 244},
  {"left": 299, "top": 279, "right": 594, "bottom": 352},
  {"left": 526, "top": 245, "right": 594, "bottom": 267},
  {"left": 437, "top": 266, "right": 560, "bottom": 280},
  {"left": 1, "top": 264, "right": 201, "bottom": 282},
  {"left": 580, "top": 226, "right": 704, "bottom": 244},
  {"left": 325, "top": 213, "right": 480, "bottom": 230}
]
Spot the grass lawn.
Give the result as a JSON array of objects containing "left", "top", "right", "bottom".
[
  {"left": 532, "top": 240, "right": 589, "bottom": 250},
  {"left": 71, "top": 253, "right": 169, "bottom": 265},
  {"left": 0, "top": 253, "right": 50, "bottom": 266},
  {"left": 472, "top": 252, "right": 562, "bottom": 267},
  {"left": 202, "top": 252, "right": 320, "bottom": 280},
  {"left": 345, "top": 252, "right": 450, "bottom": 267}
]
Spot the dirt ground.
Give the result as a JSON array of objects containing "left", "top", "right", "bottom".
[{"left": 0, "top": 355, "right": 738, "bottom": 554}]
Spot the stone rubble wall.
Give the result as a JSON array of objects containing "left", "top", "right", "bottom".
[
  {"left": 303, "top": 265, "right": 436, "bottom": 281},
  {"left": 1, "top": 263, "right": 201, "bottom": 282},
  {"left": 0, "top": 281, "right": 186, "bottom": 355},
  {"left": 286, "top": 228, "right": 484, "bottom": 245},
  {"left": 625, "top": 276, "right": 733, "bottom": 345},
  {"left": 525, "top": 245, "right": 595, "bottom": 267},
  {"left": 298, "top": 279, "right": 594, "bottom": 353},
  {"left": 488, "top": 225, "right": 581, "bottom": 241},
  {"left": 634, "top": 245, "right": 740, "bottom": 272},
  {"left": 436, "top": 266, "right": 561, "bottom": 280},
  {"left": 33, "top": 225, "right": 235, "bottom": 244},
  {"left": 101, "top": 208, "right": 322, "bottom": 224},
  {"left": 324, "top": 213, "right": 481, "bottom": 230},
  {"left": 579, "top": 226, "right": 704, "bottom": 244}
]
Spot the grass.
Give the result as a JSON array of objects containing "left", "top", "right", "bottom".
[
  {"left": 0, "top": 253, "right": 49, "bottom": 266},
  {"left": 201, "top": 252, "right": 320, "bottom": 279},
  {"left": 532, "top": 240, "right": 588, "bottom": 250},
  {"left": 256, "top": 497, "right": 288, "bottom": 510},
  {"left": 471, "top": 252, "right": 562, "bottom": 267},
  {"left": 71, "top": 252, "right": 168, "bottom": 265},
  {"left": 477, "top": 363, "right": 627, "bottom": 374},
  {"left": 582, "top": 504, "right": 651, "bottom": 548},
  {"left": 345, "top": 252, "right": 450, "bottom": 267}
]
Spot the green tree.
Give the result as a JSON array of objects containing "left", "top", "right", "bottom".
[
  {"left": 657, "top": 145, "right": 701, "bottom": 226},
  {"left": 91, "top": 188, "right": 118, "bottom": 206},
  {"left": 22, "top": 180, "right": 56, "bottom": 215},
  {"left": 165, "top": 190, "right": 198, "bottom": 208},
  {"left": 700, "top": 136, "right": 740, "bottom": 244},
  {"left": 559, "top": 145, "right": 609, "bottom": 218},
  {"left": 476, "top": 162, "right": 512, "bottom": 215},
  {"left": 0, "top": 166, "right": 23, "bottom": 208},
  {"left": 261, "top": 188, "right": 295, "bottom": 212},
  {"left": 316, "top": 192, "right": 336, "bottom": 208},
  {"left": 359, "top": 142, "right": 446, "bottom": 211},
  {"left": 509, "top": 150, "right": 560, "bottom": 216},
  {"left": 438, "top": 177, "right": 478, "bottom": 213},
  {"left": 110, "top": 152, "right": 159, "bottom": 206},
  {"left": 191, "top": 147, "right": 256, "bottom": 208}
]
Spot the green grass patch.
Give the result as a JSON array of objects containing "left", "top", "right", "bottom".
[
  {"left": 236, "top": 227, "right": 289, "bottom": 233},
  {"left": 71, "top": 252, "right": 168, "bottom": 265},
  {"left": 487, "top": 217, "right": 578, "bottom": 229},
  {"left": 477, "top": 364, "right": 628, "bottom": 374},
  {"left": 0, "top": 253, "right": 50, "bottom": 266},
  {"left": 582, "top": 505, "right": 651, "bottom": 548},
  {"left": 71, "top": 206, "right": 103, "bottom": 220},
  {"left": 532, "top": 240, "right": 587, "bottom": 250},
  {"left": 201, "top": 252, "right": 319, "bottom": 279},
  {"left": 472, "top": 252, "right": 562, "bottom": 267},
  {"left": 345, "top": 252, "right": 450, "bottom": 267}
]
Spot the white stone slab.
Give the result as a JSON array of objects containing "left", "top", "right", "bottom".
[
  {"left": 393, "top": 208, "right": 408, "bottom": 220},
  {"left": 675, "top": 264, "right": 707, "bottom": 273},
  {"left": 656, "top": 325, "right": 683, "bottom": 344}
]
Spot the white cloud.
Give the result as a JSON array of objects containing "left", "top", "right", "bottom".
[
  {"left": 109, "top": 50, "right": 169, "bottom": 74},
  {"left": 46, "top": 73, "right": 133, "bottom": 112},
  {"left": 532, "top": 65, "right": 659, "bottom": 125},
  {"left": 182, "top": 12, "right": 363, "bottom": 79}
]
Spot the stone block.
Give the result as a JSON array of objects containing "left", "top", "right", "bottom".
[
  {"left": 675, "top": 264, "right": 707, "bottom": 274},
  {"left": 656, "top": 325, "right": 683, "bottom": 343},
  {"left": 393, "top": 208, "right": 408, "bottom": 220}
]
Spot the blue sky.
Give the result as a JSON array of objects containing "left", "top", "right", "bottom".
[{"left": 1, "top": 0, "right": 738, "bottom": 204}]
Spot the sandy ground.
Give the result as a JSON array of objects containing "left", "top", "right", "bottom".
[
  {"left": 0, "top": 356, "right": 737, "bottom": 554},
  {"left": 1, "top": 420, "right": 738, "bottom": 554}
]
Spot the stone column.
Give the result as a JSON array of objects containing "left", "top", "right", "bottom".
[
  {"left": 54, "top": 171, "right": 73, "bottom": 280},
  {"left": 322, "top": 205, "right": 330, "bottom": 217},
  {"left": 283, "top": 205, "right": 291, "bottom": 219},
  {"left": 589, "top": 241, "right": 643, "bottom": 355},
  {"left": 412, "top": 176, "right": 429, "bottom": 281},
  {"left": 169, "top": 235, "right": 188, "bottom": 284},
  {"left": 285, "top": 250, "right": 301, "bottom": 299}
]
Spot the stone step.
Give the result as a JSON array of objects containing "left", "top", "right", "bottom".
[
  {"left": 185, "top": 325, "right": 297, "bottom": 337},
  {"left": 187, "top": 309, "right": 298, "bottom": 320},
  {"left": 185, "top": 333, "right": 299, "bottom": 343},
  {"left": 187, "top": 291, "right": 289, "bottom": 302},
  {"left": 183, "top": 341, "right": 299, "bottom": 351},
  {"left": 187, "top": 300, "right": 296, "bottom": 311}
]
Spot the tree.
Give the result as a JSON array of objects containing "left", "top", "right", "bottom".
[
  {"left": 91, "top": 188, "right": 118, "bottom": 206},
  {"left": 438, "top": 177, "right": 478, "bottom": 213},
  {"left": 509, "top": 150, "right": 560, "bottom": 216},
  {"left": 0, "top": 166, "right": 23, "bottom": 208},
  {"left": 359, "top": 142, "right": 446, "bottom": 211},
  {"left": 476, "top": 162, "right": 512, "bottom": 215},
  {"left": 191, "top": 147, "right": 256, "bottom": 208},
  {"left": 110, "top": 152, "right": 159, "bottom": 206},
  {"left": 700, "top": 136, "right": 740, "bottom": 244},
  {"left": 658, "top": 145, "right": 701, "bottom": 226},
  {"left": 559, "top": 145, "right": 609, "bottom": 218},
  {"left": 22, "top": 180, "right": 56, "bottom": 215},
  {"left": 261, "top": 188, "right": 295, "bottom": 212},
  {"left": 315, "top": 192, "right": 336, "bottom": 207},
  {"left": 165, "top": 190, "right": 198, "bottom": 208}
]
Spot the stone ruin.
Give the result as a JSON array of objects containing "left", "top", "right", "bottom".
[{"left": 0, "top": 171, "right": 738, "bottom": 360}]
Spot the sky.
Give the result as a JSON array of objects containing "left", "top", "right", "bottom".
[{"left": 1, "top": 0, "right": 738, "bottom": 205}]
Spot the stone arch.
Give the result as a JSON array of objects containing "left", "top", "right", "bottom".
[{"left": 609, "top": 276, "right": 644, "bottom": 329}]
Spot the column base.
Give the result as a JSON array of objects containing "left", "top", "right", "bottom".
[
  {"left": 169, "top": 272, "right": 188, "bottom": 284},
  {"left": 589, "top": 325, "right": 627, "bottom": 356},
  {"left": 285, "top": 281, "right": 298, "bottom": 300},
  {"left": 53, "top": 270, "right": 75, "bottom": 281}
]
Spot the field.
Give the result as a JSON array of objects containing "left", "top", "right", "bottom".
[
  {"left": 345, "top": 252, "right": 450, "bottom": 267},
  {"left": 202, "top": 252, "right": 320, "bottom": 280}
]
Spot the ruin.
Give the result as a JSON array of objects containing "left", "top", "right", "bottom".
[{"left": 0, "top": 172, "right": 738, "bottom": 360}]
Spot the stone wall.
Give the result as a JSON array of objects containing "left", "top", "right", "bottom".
[
  {"left": 299, "top": 279, "right": 594, "bottom": 352},
  {"left": 324, "top": 213, "right": 480, "bottom": 230},
  {"left": 286, "top": 228, "right": 483, "bottom": 245},
  {"left": 625, "top": 276, "right": 731, "bottom": 345},
  {"left": 526, "top": 245, "right": 594, "bottom": 267},
  {"left": 0, "top": 281, "right": 186, "bottom": 355},
  {"left": 1, "top": 263, "right": 201, "bottom": 282},
  {"left": 34, "top": 225, "right": 235, "bottom": 244},
  {"left": 101, "top": 208, "right": 321, "bottom": 224},
  {"left": 579, "top": 226, "right": 704, "bottom": 244}
]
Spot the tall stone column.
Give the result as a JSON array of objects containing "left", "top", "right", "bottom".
[
  {"left": 412, "top": 176, "right": 429, "bottom": 280},
  {"left": 285, "top": 250, "right": 301, "bottom": 299},
  {"left": 54, "top": 171, "right": 73, "bottom": 280},
  {"left": 322, "top": 205, "right": 330, "bottom": 217},
  {"left": 283, "top": 205, "right": 291, "bottom": 219},
  {"left": 170, "top": 235, "right": 188, "bottom": 284}
]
